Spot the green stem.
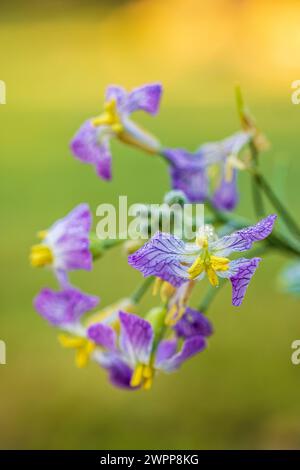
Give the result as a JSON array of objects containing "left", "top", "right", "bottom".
[
  {"left": 130, "top": 276, "right": 154, "bottom": 304},
  {"left": 250, "top": 142, "right": 265, "bottom": 218},
  {"left": 252, "top": 171, "right": 300, "bottom": 239},
  {"left": 89, "top": 234, "right": 123, "bottom": 260}
]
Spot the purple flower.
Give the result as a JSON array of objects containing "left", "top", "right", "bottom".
[
  {"left": 212, "top": 168, "right": 239, "bottom": 211},
  {"left": 70, "top": 83, "right": 162, "bottom": 180},
  {"left": 174, "top": 307, "right": 213, "bottom": 339},
  {"left": 34, "top": 286, "right": 99, "bottom": 328},
  {"left": 201, "top": 131, "right": 250, "bottom": 211},
  {"left": 163, "top": 131, "right": 250, "bottom": 209},
  {"left": 163, "top": 148, "right": 208, "bottom": 203},
  {"left": 30, "top": 204, "right": 92, "bottom": 280},
  {"left": 89, "top": 311, "right": 206, "bottom": 390},
  {"left": 128, "top": 214, "right": 277, "bottom": 306}
]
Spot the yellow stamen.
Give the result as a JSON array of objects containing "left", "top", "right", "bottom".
[
  {"left": 152, "top": 277, "right": 163, "bottom": 296},
  {"left": 130, "top": 364, "right": 154, "bottom": 390},
  {"left": 75, "top": 341, "right": 95, "bottom": 368},
  {"left": 130, "top": 364, "right": 144, "bottom": 387},
  {"left": 142, "top": 376, "right": 153, "bottom": 391},
  {"left": 58, "top": 334, "right": 95, "bottom": 368},
  {"left": 160, "top": 281, "right": 176, "bottom": 303},
  {"left": 30, "top": 244, "right": 53, "bottom": 267},
  {"left": 92, "top": 99, "right": 123, "bottom": 133},
  {"left": 206, "top": 266, "right": 219, "bottom": 287},
  {"left": 188, "top": 256, "right": 204, "bottom": 280},
  {"left": 58, "top": 334, "right": 86, "bottom": 349},
  {"left": 165, "top": 304, "right": 185, "bottom": 326},
  {"left": 188, "top": 252, "right": 229, "bottom": 286},
  {"left": 210, "top": 255, "right": 230, "bottom": 272},
  {"left": 143, "top": 365, "right": 153, "bottom": 379}
]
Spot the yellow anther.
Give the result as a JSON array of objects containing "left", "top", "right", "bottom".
[
  {"left": 75, "top": 341, "right": 95, "bottom": 368},
  {"left": 30, "top": 244, "right": 53, "bottom": 267},
  {"left": 130, "top": 364, "right": 154, "bottom": 389},
  {"left": 188, "top": 256, "right": 204, "bottom": 280},
  {"left": 143, "top": 365, "right": 153, "bottom": 379},
  {"left": 58, "top": 334, "right": 95, "bottom": 368},
  {"left": 160, "top": 281, "right": 176, "bottom": 303},
  {"left": 111, "top": 123, "right": 123, "bottom": 133},
  {"left": 58, "top": 334, "right": 86, "bottom": 349},
  {"left": 210, "top": 255, "right": 229, "bottom": 272},
  {"left": 188, "top": 253, "right": 229, "bottom": 284},
  {"left": 92, "top": 99, "right": 123, "bottom": 133},
  {"left": 206, "top": 266, "right": 219, "bottom": 287},
  {"left": 152, "top": 277, "right": 163, "bottom": 296},
  {"left": 142, "top": 376, "right": 153, "bottom": 391},
  {"left": 130, "top": 364, "right": 144, "bottom": 387},
  {"left": 165, "top": 304, "right": 185, "bottom": 326}
]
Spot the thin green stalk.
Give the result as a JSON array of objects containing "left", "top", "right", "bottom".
[
  {"left": 250, "top": 141, "right": 265, "bottom": 218},
  {"left": 130, "top": 276, "right": 154, "bottom": 305},
  {"left": 89, "top": 235, "right": 123, "bottom": 260},
  {"left": 252, "top": 171, "right": 300, "bottom": 239}
]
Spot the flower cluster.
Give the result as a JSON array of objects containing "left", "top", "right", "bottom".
[{"left": 31, "top": 82, "right": 300, "bottom": 391}]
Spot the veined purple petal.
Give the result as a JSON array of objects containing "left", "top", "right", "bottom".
[
  {"left": 212, "top": 169, "right": 239, "bottom": 211},
  {"left": 164, "top": 148, "right": 208, "bottom": 202},
  {"left": 87, "top": 323, "right": 117, "bottom": 351},
  {"left": 198, "top": 131, "right": 251, "bottom": 165},
  {"left": 209, "top": 214, "right": 277, "bottom": 256},
  {"left": 119, "top": 311, "right": 153, "bottom": 366},
  {"left": 34, "top": 287, "right": 99, "bottom": 327},
  {"left": 156, "top": 336, "right": 206, "bottom": 372},
  {"left": 126, "top": 83, "right": 162, "bottom": 115},
  {"left": 174, "top": 308, "right": 213, "bottom": 339},
  {"left": 128, "top": 232, "right": 191, "bottom": 287},
  {"left": 229, "top": 257, "right": 261, "bottom": 306},
  {"left": 46, "top": 203, "right": 93, "bottom": 272},
  {"left": 70, "top": 120, "right": 112, "bottom": 181}
]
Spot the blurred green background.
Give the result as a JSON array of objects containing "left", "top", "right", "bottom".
[{"left": 1, "top": 0, "right": 300, "bottom": 449}]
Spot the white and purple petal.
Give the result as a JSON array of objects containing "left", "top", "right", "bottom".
[
  {"left": 46, "top": 203, "right": 93, "bottom": 272},
  {"left": 34, "top": 286, "right": 99, "bottom": 327},
  {"left": 163, "top": 148, "right": 208, "bottom": 203},
  {"left": 155, "top": 336, "right": 206, "bottom": 372},
  {"left": 155, "top": 339, "right": 177, "bottom": 365},
  {"left": 212, "top": 169, "right": 239, "bottom": 211},
  {"left": 125, "top": 83, "right": 162, "bottom": 115},
  {"left": 96, "top": 351, "right": 134, "bottom": 390},
  {"left": 87, "top": 323, "right": 117, "bottom": 352},
  {"left": 198, "top": 131, "right": 251, "bottom": 165},
  {"left": 119, "top": 312, "right": 153, "bottom": 366},
  {"left": 105, "top": 85, "right": 127, "bottom": 108},
  {"left": 209, "top": 214, "right": 277, "bottom": 256},
  {"left": 227, "top": 257, "right": 261, "bottom": 306},
  {"left": 70, "top": 120, "right": 112, "bottom": 180},
  {"left": 128, "top": 232, "right": 194, "bottom": 287}
]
